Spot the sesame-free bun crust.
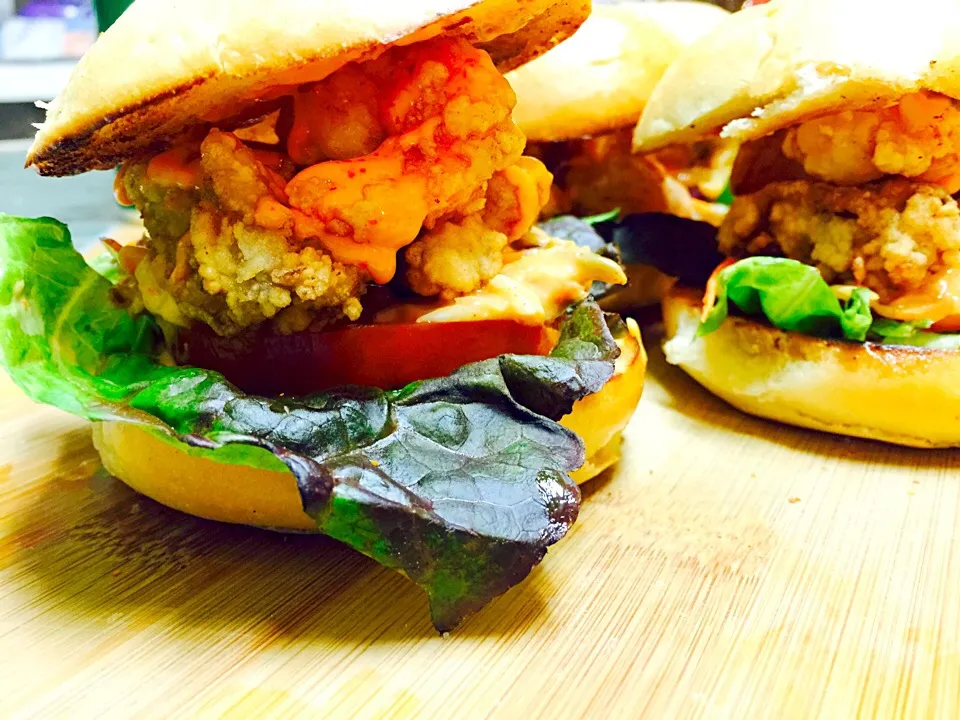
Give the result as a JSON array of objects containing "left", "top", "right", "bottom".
[
  {"left": 92, "top": 327, "right": 645, "bottom": 530},
  {"left": 508, "top": 1, "right": 728, "bottom": 143},
  {"left": 27, "top": 0, "right": 589, "bottom": 177},
  {"left": 634, "top": 0, "right": 960, "bottom": 152},
  {"left": 662, "top": 286, "right": 960, "bottom": 448}
]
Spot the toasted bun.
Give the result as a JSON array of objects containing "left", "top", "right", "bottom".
[
  {"left": 92, "top": 326, "right": 645, "bottom": 530},
  {"left": 662, "top": 286, "right": 960, "bottom": 448},
  {"left": 508, "top": 1, "right": 728, "bottom": 143},
  {"left": 27, "top": 0, "right": 589, "bottom": 177},
  {"left": 634, "top": 0, "right": 960, "bottom": 152}
]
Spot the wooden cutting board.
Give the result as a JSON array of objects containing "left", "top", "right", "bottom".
[{"left": 2, "top": 332, "right": 959, "bottom": 719}]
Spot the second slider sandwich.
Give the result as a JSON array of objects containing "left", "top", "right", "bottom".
[
  {"left": 636, "top": 0, "right": 960, "bottom": 447},
  {"left": 506, "top": 0, "right": 734, "bottom": 309},
  {"left": 1, "top": 0, "right": 646, "bottom": 631}
]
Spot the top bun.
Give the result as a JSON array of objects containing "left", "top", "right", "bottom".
[
  {"left": 634, "top": 0, "right": 960, "bottom": 152},
  {"left": 508, "top": 1, "right": 728, "bottom": 143},
  {"left": 27, "top": 0, "right": 590, "bottom": 176}
]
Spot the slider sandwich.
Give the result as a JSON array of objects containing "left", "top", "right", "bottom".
[
  {"left": 0, "top": 0, "right": 646, "bottom": 631},
  {"left": 635, "top": 0, "right": 960, "bottom": 447},
  {"left": 507, "top": 0, "right": 735, "bottom": 309}
]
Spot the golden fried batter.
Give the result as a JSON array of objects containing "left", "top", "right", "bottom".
[
  {"left": 417, "top": 229, "right": 626, "bottom": 325},
  {"left": 404, "top": 156, "right": 551, "bottom": 298},
  {"left": 782, "top": 92, "right": 960, "bottom": 192},
  {"left": 480, "top": 157, "right": 552, "bottom": 241},
  {"left": 282, "top": 37, "right": 526, "bottom": 283},
  {"left": 120, "top": 135, "right": 365, "bottom": 336},
  {"left": 118, "top": 36, "right": 548, "bottom": 336},
  {"left": 720, "top": 179, "right": 960, "bottom": 302},
  {"left": 404, "top": 216, "right": 509, "bottom": 299}
]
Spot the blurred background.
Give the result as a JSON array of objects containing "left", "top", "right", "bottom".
[{"left": 0, "top": 0, "right": 95, "bottom": 139}]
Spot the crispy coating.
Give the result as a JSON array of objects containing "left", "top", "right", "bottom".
[
  {"left": 782, "top": 92, "right": 960, "bottom": 192},
  {"left": 720, "top": 179, "right": 960, "bottom": 301},
  {"left": 405, "top": 215, "right": 509, "bottom": 299},
  {"left": 119, "top": 37, "right": 546, "bottom": 336},
  {"left": 481, "top": 156, "right": 552, "bottom": 240},
  {"left": 121, "top": 131, "right": 365, "bottom": 336},
  {"left": 287, "top": 64, "right": 384, "bottom": 165},
  {"left": 528, "top": 127, "right": 731, "bottom": 224},
  {"left": 405, "top": 157, "right": 551, "bottom": 298},
  {"left": 189, "top": 207, "right": 364, "bottom": 332},
  {"left": 283, "top": 37, "right": 526, "bottom": 282}
]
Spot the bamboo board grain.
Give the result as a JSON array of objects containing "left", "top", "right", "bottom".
[{"left": 2, "top": 332, "right": 960, "bottom": 719}]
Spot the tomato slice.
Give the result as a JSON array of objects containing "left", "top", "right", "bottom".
[
  {"left": 931, "top": 315, "right": 960, "bottom": 332},
  {"left": 175, "top": 320, "right": 557, "bottom": 396}
]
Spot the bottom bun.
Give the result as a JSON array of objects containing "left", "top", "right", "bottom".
[
  {"left": 662, "top": 286, "right": 960, "bottom": 448},
  {"left": 93, "top": 324, "right": 646, "bottom": 530}
]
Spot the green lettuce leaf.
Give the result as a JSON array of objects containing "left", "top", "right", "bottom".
[
  {"left": 716, "top": 184, "right": 734, "bottom": 207},
  {"left": 698, "top": 256, "right": 960, "bottom": 348},
  {"left": 88, "top": 244, "right": 123, "bottom": 284},
  {"left": 869, "top": 318, "right": 960, "bottom": 348},
  {"left": 580, "top": 208, "right": 620, "bottom": 225},
  {"left": 699, "top": 257, "right": 873, "bottom": 341},
  {"left": 870, "top": 317, "right": 933, "bottom": 340},
  {"left": 0, "top": 214, "right": 622, "bottom": 632}
]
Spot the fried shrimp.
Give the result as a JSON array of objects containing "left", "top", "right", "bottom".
[
  {"left": 336, "top": 149, "right": 548, "bottom": 298},
  {"left": 404, "top": 156, "right": 552, "bottom": 298},
  {"left": 117, "top": 35, "right": 549, "bottom": 336},
  {"left": 404, "top": 216, "right": 509, "bottom": 299},
  {"left": 720, "top": 179, "right": 960, "bottom": 302},
  {"left": 283, "top": 37, "right": 525, "bottom": 283},
  {"left": 782, "top": 92, "right": 960, "bottom": 192},
  {"left": 120, "top": 132, "right": 365, "bottom": 336},
  {"left": 481, "top": 156, "right": 552, "bottom": 241}
]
